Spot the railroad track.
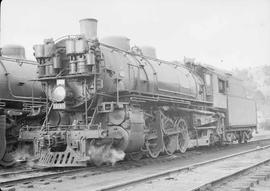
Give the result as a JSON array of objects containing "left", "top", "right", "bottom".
[
  {"left": 0, "top": 150, "right": 192, "bottom": 189},
  {"left": 97, "top": 145, "right": 270, "bottom": 191},
  {"left": 1, "top": 138, "right": 270, "bottom": 191},
  {"left": 202, "top": 160, "right": 270, "bottom": 191}
]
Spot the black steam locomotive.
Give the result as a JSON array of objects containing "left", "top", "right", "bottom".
[{"left": 19, "top": 18, "right": 257, "bottom": 167}]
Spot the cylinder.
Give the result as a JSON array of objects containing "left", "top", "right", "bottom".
[
  {"left": 53, "top": 55, "right": 61, "bottom": 68},
  {"left": 75, "top": 37, "right": 87, "bottom": 54},
  {"left": 65, "top": 39, "right": 75, "bottom": 55},
  {"left": 100, "top": 36, "right": 130, "bottom": 51},
  {"left": 45, "top": 65, "right": 50, "bottom": 76},
  {"left": 44, "top": 62, "right": 55, "bottom": 76},
  {"left": 77, "top": 56, "right": 86, "bottom": 73},
  {"left": 79, "top": 18, "right": 98, "bottom": 40},
  {"left": 45, "top": 65, "right": 49, "bottom": 76},
  {"left": 44, "top": 39, "right": 55, "bottom": 57},
  {"left": 86, "top": 51, "right": 95, "bottom": 65},
  {"left": 38, "top": 65, "right": 45, "bottom": 76},
  {"left": 140, "top": 46, "right": 157, "bottom": 58},
  {"left": 33, "top": 44, "right": 45, "bottom": 58},
  {"left": 49, "top": 65, "right": 56, "bottom": 76},
  {"left": 69, "top": 62, "right": 77, "bottom": 74}
]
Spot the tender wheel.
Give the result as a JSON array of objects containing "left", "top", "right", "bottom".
[
  {"left": 237, "top": 132, "right": 243, "bottom": 144},
  {"left": 238, "top": 131, "right": 249, "bottom": 144},
  {"left": 175, "top": 118, "right": 190, "bottom": 153}
]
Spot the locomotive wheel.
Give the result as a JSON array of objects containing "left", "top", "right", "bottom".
[
  {"left": 127, "top": 152, "right": 143, "bottom": 161},
  {"left": 163, "top": 135, "right": 178, "bottom": 155},
  {"left": 145, "top": 111, "right": 164, "bottom": 158},
  {"left": 175, "top": 118, "right": 189, "bottom": 153},
  {"left": 0, "top": 152, "right": 16, "bottom": 167},
  {"left": 146, "top": 139, "right": 162, "bottom": 158},
  {"left": 162, "top": 115, "right": 178, "bottom": 155}
]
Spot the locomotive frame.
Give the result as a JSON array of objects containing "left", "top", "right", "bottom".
[{"left": 19, "top": 18, "right": 257, "bottom": 167}]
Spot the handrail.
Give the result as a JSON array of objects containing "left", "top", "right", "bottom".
[
  {"left": 0, "top": 56, "right": 38, "bottom": 65},
  {"left": 99, "top": 42, "right": 188, "bottom": 70}
]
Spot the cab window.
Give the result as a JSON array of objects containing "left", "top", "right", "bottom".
[
  {"left": 205, "top": 74, "right": 211, "bottom": 86},
  {"left": 218, "top": 79, "right": 226, "bottom": 93}
]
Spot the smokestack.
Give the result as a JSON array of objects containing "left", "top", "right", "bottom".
[{"left": 79, "top": 18, "right": 98, "bottom": 40}]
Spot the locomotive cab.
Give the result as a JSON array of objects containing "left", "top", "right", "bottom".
[{"left": 202, "top": 65, "right": 255, "bottom": 142}]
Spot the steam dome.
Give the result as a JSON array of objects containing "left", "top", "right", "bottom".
[
  {"left": 2, "top": 44, "right": 26, "bottom": 59},
  {"left": 100, "top": 36, "right": 130, "bottom": 51}
]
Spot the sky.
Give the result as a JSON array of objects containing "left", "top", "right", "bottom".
[{"left": 1, "top": 0, "right": 270, "bottom": 70}]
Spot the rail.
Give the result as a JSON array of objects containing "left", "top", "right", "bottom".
[
  {"left": 1, "top": 138, "right": 270, "bottom": 190},
  {"left": 98, "top": 144, "right": 270, "bottom": 191},
  {"left": 192, "top": 158, "right": 270, "bottom": 191}
]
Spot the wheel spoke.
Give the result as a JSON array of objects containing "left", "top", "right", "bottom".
[{"left": 175, "top": 118, "right": 189, "bottom": 153}]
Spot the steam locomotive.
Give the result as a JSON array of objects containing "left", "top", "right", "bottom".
[
  {"left": 20, "top": 18, "right": 257, "bottom": 167},
  {"left": 0, "top": 45, "right": 45, "bottom": 166}
]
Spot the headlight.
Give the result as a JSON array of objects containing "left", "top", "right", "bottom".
[{"left": 51, "top": 86, "right": 66, "bottom": 102}]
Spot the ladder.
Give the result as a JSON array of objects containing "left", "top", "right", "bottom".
[
  {"left": 87, "top": 106, "right": 97, "bottom": 129},
  {"left": 41, "top": 103, "right": 53, "bottom": 131}
]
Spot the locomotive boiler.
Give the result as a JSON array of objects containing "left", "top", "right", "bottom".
[
  {"left": 21, "top": 18, "right": 256, "bottom": 167},
  {"left": 0, "top": 45, "right": 45, "bottom": 166}
]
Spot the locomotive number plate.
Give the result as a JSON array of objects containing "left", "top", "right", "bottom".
[{"left": 53, "top": 102, "right": 66, "bottom": 109}]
